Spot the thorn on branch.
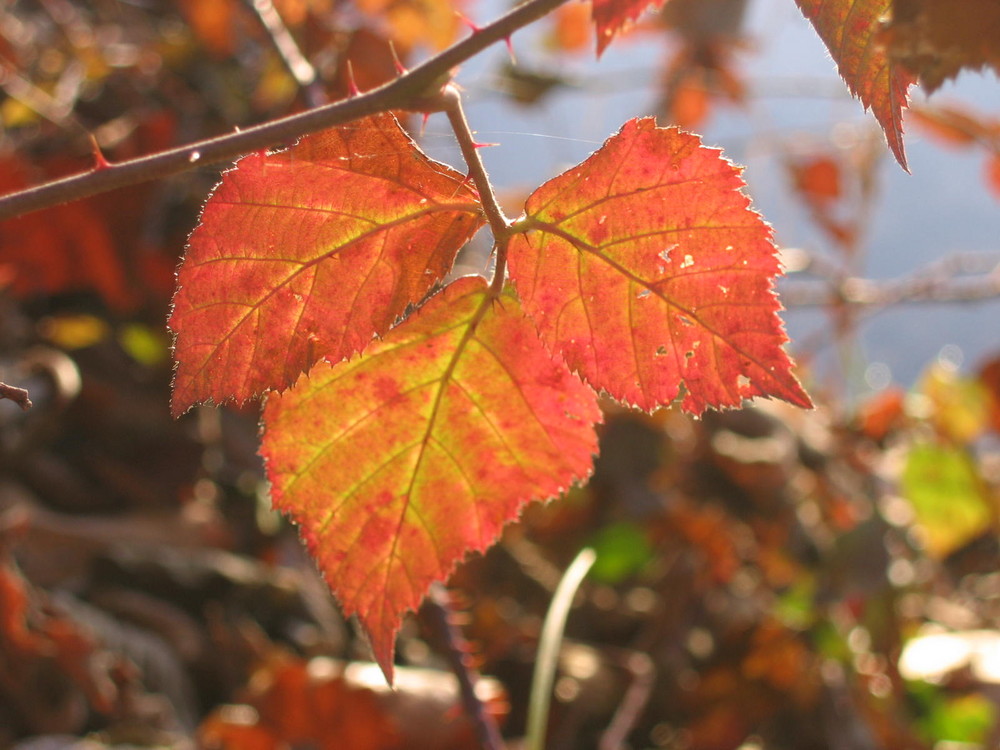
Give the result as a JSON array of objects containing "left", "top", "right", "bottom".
[
  {"left": 345, "top": 61, "right": 361, "bottom": 97},
  {"left": 88, "top": 134, "right": 112, "bottom": 171},
  {"left": 389, "top": 41, "right": 408, "bottom": 76},
  {"left": 0, "top": 383, "right": 32, "bottom": 411}
]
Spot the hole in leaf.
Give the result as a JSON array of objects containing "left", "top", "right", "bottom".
[
  {"left": 636, "top": 289, "right": 651, "bottom": 300},
  {"left": 737, "top": 374, "right": 751, "bottom": 389},
  {"left": 680, "top": 254, "right": 694, "bottom": 269}
]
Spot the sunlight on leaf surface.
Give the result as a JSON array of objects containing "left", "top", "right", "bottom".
[
  {"left": 261, "top": 277, "right": 601, "bottom": 679},
  {"left": 508, "top": 117, "right": 810, "bottom": 414},
  {"left": 793, "top": 0, "right": 915, "bottom": 169},
  {"left": 170, "top": 113, "right": 484, "bottom": 415}
]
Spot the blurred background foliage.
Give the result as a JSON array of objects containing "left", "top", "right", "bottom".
[{"left": 1, "top": 1, "right": 1000, "bottom": 749}]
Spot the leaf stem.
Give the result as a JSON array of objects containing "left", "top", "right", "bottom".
[
  {"left": 0, "top": 0, "right": 573, "bottom": 222},
  {"left": 441, "top": 85, "right": 512, "bottom": 293}
]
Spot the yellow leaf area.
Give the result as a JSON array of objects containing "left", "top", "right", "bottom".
[
  {"left": 901, "top": 440, "right": 993, "bottom": 558},
  {"left": 917, "top": 362, "right": 990, "bottom": 443},
  {"left": 262, "top": 277, "right": 601, "bottom": 680},
  {"left": 353, "top": 0, "right": 463, "bottom": 52}
]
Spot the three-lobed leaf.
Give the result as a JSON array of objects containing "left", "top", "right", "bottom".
[
  {"left": 793, "top": 0, "right": 915, "bottom": 169},
  {"left": 173, "top": 111, "right": 812, "bottom": 683},
  {"left": 261, "top": 276, "right": 602, "bottom": 679},
  {"left": 508, "top": 117, "right": 811, "bottom": 415},
  {"left": 170, "top": 113, "right": 484, "bottom": 415}
]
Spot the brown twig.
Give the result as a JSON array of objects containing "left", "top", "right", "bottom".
[
  {"left": 440, "top": 84, "right": 513, "bottom": 291},
  {"left": 0, "top": 0, "right": 572, "bottom": 222},
  {"left": 781, "top": 252, "right": 1000, "bottom": 308},
  {"left": 0, "top": 382, "right": 32, "bottom": 410},
  {"left": 426, "top": 583, "right": 506, "bottom": 750}
]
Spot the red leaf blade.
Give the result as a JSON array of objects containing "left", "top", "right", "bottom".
[
  {"left": 593, "top": 0, "right": 667, "bottom": 55},
  {"left": 508, "top": 117, "right": 810, "bottom": 415},
  {"left": 170, "top": 113, "right": 484, "bottom": 415},
  {"left": 793, "top": 0, "right": 915, "bottom": 169},
  {"left": 261, "top": 276, "right": 601, "bottom": 679}
]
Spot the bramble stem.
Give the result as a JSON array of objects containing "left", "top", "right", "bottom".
[
  {"left": 0, "top": 0, "right": 573, "bottom": 222},
  {"left": 441, "top": 85, "right": 512, "bottom": 292},
  {"left": 427, "top": 583, "right": 506, "bottom": 750}
]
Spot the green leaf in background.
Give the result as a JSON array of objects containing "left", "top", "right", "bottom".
[
  {"left": 587, "top": 521, "right": 654, "bottom": 584},
  {"left": 901, "top": 440, "right": 991, "bottom": 558},
  {"left": 910, "top": 680, "right": 996, "bottom": 744}
]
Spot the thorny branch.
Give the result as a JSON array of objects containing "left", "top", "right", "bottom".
[
  {"left": 440, "top": 84, "right": 514, "bottom": 291},
  {"left": 0, "top": 0, "right": 572, "bottom": 222}
]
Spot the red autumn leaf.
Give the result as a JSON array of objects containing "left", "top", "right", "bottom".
[
  {"left": 592, "top": 0, "right": 668, "bottom": 55},
  {"left": 170, "top": 113, "right": 484, "bottom": 416},
  {"left": 507, "top": 117, "right": 810, "bottom": 415},
  {"left": 793, "top": 0, "right": 915, "bottom": 169},
  {"left": 261, "top": 276, "right": 601, "bottom": 679}
]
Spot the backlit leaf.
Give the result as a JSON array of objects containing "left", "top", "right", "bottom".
[
  {"left": 793, "top": 0, "right": 915, "bottom": 169},
  {"left": 261, "top": 276, "right": 601, "bottom": 679},
  {"left": 508, "top": 117, "right": 810, "bottom": 415},
  {"left": 170, "top": 113, "right": 484, "bottom": 415}
]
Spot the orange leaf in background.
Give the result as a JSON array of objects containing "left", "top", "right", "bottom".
[
  {"left": 665, "top": 77, "right": 710, "bottom": 130},
  {"left": 178, "top": 0, "right": 240, "bottom": 57},
  {"left": 261, "top": 277, "right": 601, "bottom": 679},
  {"left": 794, "top": 0, "right": 914, "bottom": 169},
  {"left": 333, "top": 29, "right": 407, "bottom": 97},
  {"left": 508, "top": 117, "right": 810, "bottom": 415},
  {"left": 170, "top": 113, "right": 484, "bottom": 416},
  {"left": 0, "top": 155, "right": 136, "bottom": 312},
  {"left": 788, "top": 155, "right": 841, "bottom": 206},
  {"left": 884, "top": 0, "right": 1000, "bottom": 92},
  {"left": 986, "top": 153, "right": 1000, "bottom": 199},
  {"left": 551, "top": 1, "right": 593, "bottom": 54},
  {"left": 785, "top": 153, "right": 857, "bottom": 249},
  {"left": 592, "top": 0, "right": 668, "bottom": 55},
  {"left": 354, "top": 0, "right": 463, "bottom": 52},
  {"left": 977, "top": 355, "right": 1000, "bottom": 434},
  {"left": 910, "top": 105, "right": 984, "bottom": 147},
  {"left": 856, "top": 387, "right": 906, "bottom": 441}
]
